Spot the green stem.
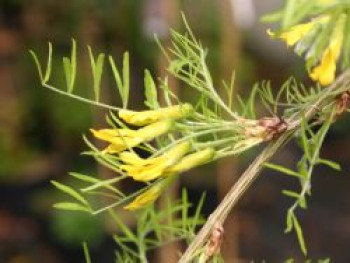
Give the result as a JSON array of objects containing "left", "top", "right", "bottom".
[
  {"left": 200, "top": 53, "right": 239, "bottom": 120},
  {"left": 42, "top": 82, "right": 121, "bottom": 111},
  {"left": 196, "top": 136, "right": 242, "bottom": 149},
  {"left": 153, "top": 126, "right": 237, "bottom": 157}
]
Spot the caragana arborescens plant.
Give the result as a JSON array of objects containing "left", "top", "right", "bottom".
[{"left": 30, "top": 0, "right": 350, "bottom": 261}]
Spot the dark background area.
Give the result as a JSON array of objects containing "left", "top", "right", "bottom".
[{"left": 1, "top": 0, "right": 350, "bottom": 262}]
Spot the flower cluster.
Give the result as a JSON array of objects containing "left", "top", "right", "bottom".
[
  {"left": 91, "top": 104, "right": 215, "bottom": 210},
  {"left": 269, "top": 12, "right": 347, "bottom": 86}
]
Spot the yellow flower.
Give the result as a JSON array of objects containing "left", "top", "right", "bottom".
[
  {"left": 124, "top": 185, "right": 161, "bottom": 210},
  {"left": 165, "top": 148, "right": 215, "bottom": 174},
  {"left": 309, "top": 49, "right": 337, "bottom": 86},
  {"left": 120, "top": 141, "right": 191, "bottom": 182},
  {"left": 91, "top": 120, "right": 173, "bottom": 154},
  {"left": 268, "top": 16, "right": 329, "bottom": 47},
  {"left": 310, "top": 14, "right": 345, "bottom": 86},
  {"left": 90, "top": 128, "right": 141, "bottom": 153},
  {"left": 124, "top": 176, "right": 176, "bottom": 210},
  {"left": 119, "top": 103, "right": 193, "bottom": 126}
]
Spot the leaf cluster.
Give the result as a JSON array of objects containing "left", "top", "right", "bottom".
[
  {"left": 265, "top": 111, "right": 340, "bottom": 255},
  {"left": 111, "top": 190, "right": 205, "bottom": 262}
]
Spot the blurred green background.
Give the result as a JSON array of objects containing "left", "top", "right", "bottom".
[{"left": 1, "top": 0, "right": 350, "bottom": 262}]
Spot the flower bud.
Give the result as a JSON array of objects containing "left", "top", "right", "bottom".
[
  {"left": 121, "top": 141, "right": 191, "bottom": 182},
  {"left": 91, "top": 119, "right": 173, "bottom": 154},
  {"left": 165, "top": 148, "right": 215, "bottom": 174},
  {"left": 124, "top": 176, "right": 176, "bottom": 210},
  {"left": 119, "top": 103, "right": 193, "bottom": 126},
  {"left": 124, "top": 183, "right": 162, "bottom": 211}
]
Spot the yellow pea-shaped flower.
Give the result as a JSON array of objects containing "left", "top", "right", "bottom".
[
  {"left": 119, "top": 103, "right": 193, "bottom": 126},
  {"left": 121, "top": 142, "right": 191, "bottom": 182},
  {"left": 124, "top": 182, "right": 162, "bottom": 211},
  {"left": 268, "top": 16, "right": 329, "bottom": 47},
  {"left": 310, "top": 14, "right": 345, "bottom": 86},
  {"left": 165, "top": 148, "right": 215, "bottom": 174},
  {"left": 91, "top": 119, "right": 173, "bottom": 154},
  {"left": 124, "top": 176, "right": 176, "bottom": 211}
]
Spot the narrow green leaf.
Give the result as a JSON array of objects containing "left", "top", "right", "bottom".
[
  {"left": 285, "top": 210, "right": 294, "bottom": 233},
  {"left": 182, "top": 189, "right": 188, "bottom": 231},
  {"left": 144, "top": 69, "right": 159, "bottom": 109},
  {"left": 88, "top": 46, "right": 95, "bottom": 71},
  {"left": 314, "top": 112, "right": 332, "bottom": 153},
  {"left": 191, "top": 192, "right": 206, "bottom": 232},
  {"left": 222, "top": 72, "right": 236, "bottom": 112},
  {"left": 81, "top": 176, "right": 125, "bottom": 194},
  {"left": 69, "top": 172, "right": 100, "bottom": 184},
  {"left": 282, "top": 190, "right": 300, "bottom": 199},
  {"left": 94, "top": 54, "right": 105, "bottom": 102},
  {"left": 83, "top": 242, "right": 92, "bottom": 263},
  {"left": 248, "top": 83, "right": 258, "bottom": 118},
  {"left": 51, "top": 180, "right": 89, "bottom": 206},
  {"left": 66, "top": 38, "right": 77, "bottom": 93},
  {"left": 160, "top": 77, "right": 173, "bottom": 106},
  {"left": 108, "top": 210, "right": 137, "bottom": 242},
  {"left": 88, "top": 46, "right": 105, "bottom": 102},
  {"left": 43, "top": 42, "right": 53, "bottom": 83},
  {"left": 300, "top": 118, "right": 312, "bottom": 162},
  {"left": 70, "top": 172, "right": 124, "bottom": 197},
  {"left": 122, "top": 52, "right": 130, "bottom": 108},
  {"left": 317, "top": 158, "right": 341, "bottom": 171},
  {"left": 29, "top": 50, "right": 44, "bottom": 81},
  {"left": 109, "top": 55, "right": 125, "bottom": 106},
  {"left": 292, "top": 215, "right": 307, "bottom": 255},
  {"left": 291, "top": 1, "right": 314, "bottom": 27},
  {"left": 282, "top": 0, "right": 297, "bottom": 29},
  {"left": 264, "top": 162, "right": 301, "bottom": 178},
  {"left": 63, "top": 57, "right": 72, "bottom": 91},
  {"left": 53, "top": 202, "right": 91, "bottom": 212}
]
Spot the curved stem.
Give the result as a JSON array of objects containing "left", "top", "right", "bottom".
[{"left": 42, "top": 82, "right": 122, "bottom": 111}]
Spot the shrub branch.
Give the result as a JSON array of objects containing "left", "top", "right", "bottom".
[{"left": 179, "top": 70, "right": 350, "bottom": 262}]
